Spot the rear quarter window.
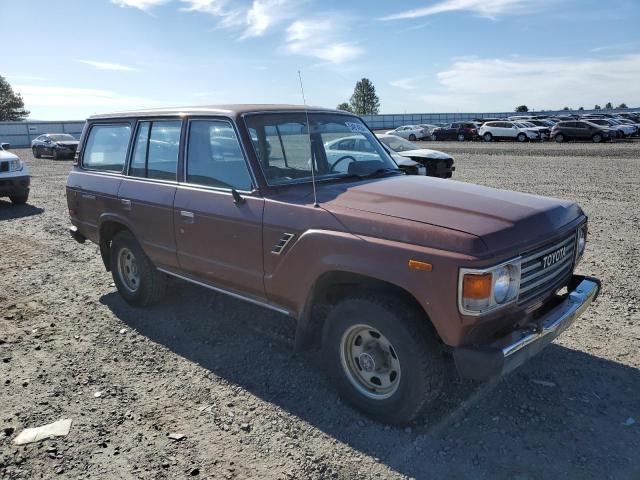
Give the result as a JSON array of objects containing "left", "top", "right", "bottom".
[{"left": 82, "top": 124, "right": 132, "bottom": 172}]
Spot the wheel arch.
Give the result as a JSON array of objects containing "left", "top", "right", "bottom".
[
  {"left": 97, "top": 216, "right": 138, "bottom": 271},
  {"left": 294, "top": 270, "right": 439, "bottom": 351}
]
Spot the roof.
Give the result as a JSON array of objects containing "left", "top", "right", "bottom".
[{"left": 88, "top": 104, "right": 339, "bottom": 120}]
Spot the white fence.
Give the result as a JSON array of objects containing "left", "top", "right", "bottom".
[{"left": 0, "top": 121, "right": 85, "bottom": 148}]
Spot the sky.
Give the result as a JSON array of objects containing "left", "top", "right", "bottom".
[{"left": 1, "top": 0, "right": 639, "bottom": 120}]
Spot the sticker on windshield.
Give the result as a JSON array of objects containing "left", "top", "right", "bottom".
[{"left": 345, "top": 122, "right": 367, "bottom": 133}]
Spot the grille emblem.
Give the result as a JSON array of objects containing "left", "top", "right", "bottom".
[{"left": 541, "top": 246, "right": 567, "bottom": 269}]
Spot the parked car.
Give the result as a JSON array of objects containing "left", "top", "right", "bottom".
[
  {"left": 67, "top": 104, "right": 600, "bottom": 425},
  {"left": 31, "top": 133, "right": 80, "bottom": 160},
  {"left": 376, "top": 134, "right": 455, "bottom": 178},
  {"left": 606, "top": 118, "right": 638, "bottom": 137},
  {"left": 0, "top": 143, "right": 30, "bottom": 204},
  {"left": 582, "top": 118, "right": 625, "bottom": 138},
  {"left": 478, "top": 121, "right": 540, "bottom": 142},
  {"left": 323, "top": 135, "right": 427, "bottom": 176},
  {"left": 417, "top": 124, "right": 439, "bottom": 139},
  {"left": 514, "top": 121, "right": 550, "bottom": 140},
  {"left": 551, "top": 121, "right": 612, "bottom": 143},
  {"left": 385, "top": 125, "right": 427, "bottom": 141},
  {"left": 432, "top": 122, "right": 478, "bottom": 141}
]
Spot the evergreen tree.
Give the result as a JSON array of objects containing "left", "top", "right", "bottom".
[
  {"left": 336, "top": 102, "right": 353, "bottom": 113},
  {"left": 349, "top": 78, "right": 380, "bottom": 115},
  {"left": 515, "top": 105, "right": 528, "bottom": 112},
  {"left": 0, "top": 76, "right": 29, "bottom": 121}
]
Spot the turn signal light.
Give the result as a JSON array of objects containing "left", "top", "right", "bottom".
[{"left": 462, "top": 273, "right": 491, "bottom": 300}]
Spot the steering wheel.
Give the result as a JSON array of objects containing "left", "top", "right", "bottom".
[{"left": 330, "top": 155, "right": 357, "bottom": 173}]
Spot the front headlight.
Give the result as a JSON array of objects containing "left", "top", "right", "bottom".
[
  {"left": 9, "top": 158, "right": 23, "bottom": 172},
  {"left": 459, "top": 260, "right": 521, "bottom": 315}
]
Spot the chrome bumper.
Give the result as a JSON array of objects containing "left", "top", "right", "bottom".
[{"left": 453, "top": 275, "right": 601, "bottom": 381}]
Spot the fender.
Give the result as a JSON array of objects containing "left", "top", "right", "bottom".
[
  {"left": 264, "top": 228, "right": 476, "bottom": 346},
  {"left": 96, "top": 212, "right": 142, "bottom": 270}
]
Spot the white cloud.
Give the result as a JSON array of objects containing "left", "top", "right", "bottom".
[
  {"left": 180, "top": 0, "right": 296, "bottom": 39},
  {"left": 418, "top": 54, "right": 640, "bottom": 111},
  {"left": 381, "top": 0, "right": 536, "bottom": 21},
  {"left": 389, "top": 78, "right": 419, "bottom": 90},
  {"left": 284, "top": 20, "right": 363, "bottom": 65},
  {"left": 110, "top": 0, "right": 170, "bottom": 11},
  {"left": 76, "top": 60, "right": 138, "bottom": 71},
  {"left": 15, "top": 85, "right": 160, "bottom": 109}
]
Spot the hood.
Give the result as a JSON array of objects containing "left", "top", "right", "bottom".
[
  {"left": 396, "top": 149, "right": 452, "bottom": 160},
  {"left": 319, "top": 175, "right": 582, "bottom": 254},
  {"left": 0, "top": 149, "right": 19, "bottom": 161},
  {"left": 56, "top": 140, "right": 79, "bottom": 146}
]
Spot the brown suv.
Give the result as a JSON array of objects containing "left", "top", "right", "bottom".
[{"left": 66, "top": 105, "right": 600, "bottom": 425}]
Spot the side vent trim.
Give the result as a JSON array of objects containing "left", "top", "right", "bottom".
[{"left": 271, "top": 233, "right": 295, "bottom": 255}]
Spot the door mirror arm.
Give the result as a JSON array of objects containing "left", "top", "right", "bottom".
[{"left": 232, "top": 188, "right": 245, "bottom": 205}]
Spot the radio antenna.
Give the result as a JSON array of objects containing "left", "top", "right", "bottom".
[{"left": 298, "top": 69, "right": 319, "bottom": 208}]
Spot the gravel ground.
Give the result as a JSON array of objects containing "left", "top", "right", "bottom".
[{"left": 1, "top": 141, "right": 639, "bottom": 479}]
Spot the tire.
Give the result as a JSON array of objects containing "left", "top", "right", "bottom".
[
  {"left": 408, "top": 134, "right": 416, "bottom": 141},
  {"left": 322, "top": 294, "right": 446, "bottom": 425},
  {"left": 554, "top": 133, "right": 565, "bottom": 143},
  {"left": 483, "top": 132, "right": 493, "bottom": 142},
  {"left": 517, "top": 133, "right": 526, "bottom": 142},
  {"left": 109, "top": 231, "right": 166, "bottom": 306},
  {"left": 33, "top": 146, "right": 41, "bottom": 158},
  {"left": 457, "top": 133, "right": 466, "bottom": 142},
  {"left": 52, "top": 149, "right": 59, "bottom": 160},
  {"left": 592, "top": 133, "right": 602, "bottom": 143},
  {"left": 9, "top": 194, "right": 28, "bottom": 204}
]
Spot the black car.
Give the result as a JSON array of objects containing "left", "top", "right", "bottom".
[
  {"left": 31, "top": 134, "right": 79, "bottom": 160},
  {"left": 551, "top": 121, "right": 612, "bottom": 143},
  {"left": 432, "top": 122, "right": 478, "bottom": 141}
]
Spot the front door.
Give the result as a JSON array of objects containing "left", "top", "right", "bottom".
[
  {"left": 173, "top": 119, "right": 265, "bottom": 299},
  {"left": 118, "top": 119, "right": 182, "bottom": 270}
]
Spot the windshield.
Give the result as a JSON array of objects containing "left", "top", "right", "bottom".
[
  {"left": 49, "top": 134, "right": 76, "bottom": 141},
  {"left": 244, "top": 112, "right": 398, "bottom": 186},
  {"left": 378, "top": 135, "right": 419, "bottom": 153}
]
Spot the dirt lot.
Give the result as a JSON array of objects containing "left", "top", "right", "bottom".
[{"left": 1, "top": 141, "right": 639, "bottom": 479}]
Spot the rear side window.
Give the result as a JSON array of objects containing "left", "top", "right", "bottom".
[
  {"left": 83, "top": 124, "right": 131, "bottom": 172},
  {"left": 130, "top": 120, "right": 181, "bottom": 181},
  {"left": 186, "top": 120, "right": 253, "bottom": 190}
]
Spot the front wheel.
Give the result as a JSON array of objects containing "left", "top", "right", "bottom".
[
  {"left": 322, "top": 295, "right": 446, "bottom": 425},
  {"left": 408, "top": 134, "right": 416, "bottom": 141},
  {"left": 517, "top": 133, "right": 527, "bottom": 142},
  {"left": 33, "top": 147, "right": 41, "bottom": 158},
  {"left": 592, "top": 133, "right": 603, "bottom": 143},
  {"left": 110, "top": 231, "right": 166, "bottom": 306},
  {"left": 457, "top": 133, "right": 466, "bottom": 142},
  {"left": 483, "top": 132, "right": 493, "bottom": 142},
  {"left": 9, "top": 194, "right": 28, "bottom": 204},
  {"left": 554, "top": 133, "right": 565, "bottom": 143}
]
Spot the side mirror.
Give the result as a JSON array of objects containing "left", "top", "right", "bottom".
[{"left": 0, "top": 143, "right": 9, "bottom": 150}]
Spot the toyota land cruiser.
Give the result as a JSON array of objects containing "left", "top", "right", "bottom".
[{"left": 66, "top": 105, "right": 600, "bottom": 424}]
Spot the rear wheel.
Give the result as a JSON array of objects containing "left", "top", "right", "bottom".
[
  {"left": 483, "top": 132, "right": 493, "bottom": 142},
  {"left": 457, "top": 133, "right": 466, "bottom": 142},
  {"left": 409, "top": 134, "right": 416, "bottom": 141},
  {"left": 517, "top": 133, "right": 527, "bottom": 142},
  {"left": 592, "top": 133, "right": 603, "bottom": 143},
  {"left": 554, "top": 133, "right": 565, "bottom": 143},
  {"left": 110, "top": 231, "right": 166, "bottom": 306},
  {"left": 322, "top": 294, "right": 446, "bottom": 425},
  {"left": 9, "top": 194, "right": 28, "bottom": 204},
  {"left": 33, "top": 146, "right": 41, "bottom": 158}
]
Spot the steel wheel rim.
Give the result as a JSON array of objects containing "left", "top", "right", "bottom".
[
  {"left": 340, "top": 324, "right": 401, "bottom": 400},
  {"left": 457, "top": 133, "right": 465, "bottom": 141},
  {"left": 117, "top": 247, "right": 140, "bottom": 293}
]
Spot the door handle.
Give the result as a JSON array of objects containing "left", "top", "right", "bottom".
[
  {"left": 180, "top": 210, "right": 194, "bottom": 223},
  {"left": 121, "top": 199, "right": 132, "bottom": 210}
]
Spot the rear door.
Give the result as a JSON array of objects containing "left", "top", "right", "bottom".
[
  {"left": 173, "top": 118, "right": 265, "bottom": 298},
  {"left": 67, "top": 122, "right": 132, "bottom": 242},
  {"left": 118, "top": 119, "right": 182, "bottom": 270}
]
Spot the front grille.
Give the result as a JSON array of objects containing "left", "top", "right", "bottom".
[
  {"left": 0, "top": 161, "right": 8, "bottom": 172},
  {"left": 518, "top": 231, "right": 576, "bottom": 304}
]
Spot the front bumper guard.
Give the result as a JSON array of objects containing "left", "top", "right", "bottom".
[{"left": 453, "top": 275, "right": 601, "bottom": 381}]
